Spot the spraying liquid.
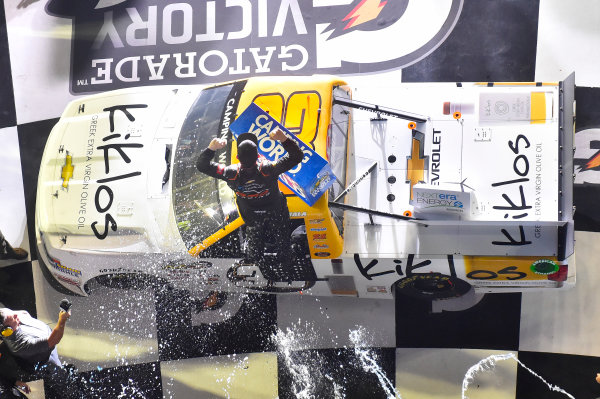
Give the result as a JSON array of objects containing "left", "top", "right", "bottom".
[
  {"left": 462, "top": 353, "right": 575, "bottom": 399},
  {"left": 272, "top": 325, "right": 324, "bottom": 399},
  {"left": 349, "top": 327, "right": 402, "bottom": 399}
]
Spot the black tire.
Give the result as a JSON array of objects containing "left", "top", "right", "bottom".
[{"left": 392, "top": 273, "right": 471, "bottom": 301}]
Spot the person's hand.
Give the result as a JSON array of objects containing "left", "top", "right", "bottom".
[
  {"left": 596, "top": 373, "right": 600, "bottom": 384},
  {"left": 15, "top": 381, "right": 30, "bottom": 394},
  {"left": 208, "top": 138, "right": 227, "bottom": 151},
  {"left": 269, "top": 127, "right": 288, "bottom": 142},
  {"left": 58, "top": 310, "right": 71, "bottom": 324}
]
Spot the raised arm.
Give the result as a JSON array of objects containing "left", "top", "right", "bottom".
[
  {"left": 196, "top": 138, "right": 228, "bottom": 179},
  {"left": 268, "top": 128, "right": 304, "bottom": 176},
  {"left": 47, "top": 311, "right": 70, "bottom": 348}
]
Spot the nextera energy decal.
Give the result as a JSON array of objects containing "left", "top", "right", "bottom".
[{"left": 46, "top": 0, "right": 463, "bottom": 93}]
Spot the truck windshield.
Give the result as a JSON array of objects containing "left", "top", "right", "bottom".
[{"left": 172, "top": 84, "right": 238, "bottom": 250}]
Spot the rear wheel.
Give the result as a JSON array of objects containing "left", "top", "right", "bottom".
[{"left": 392, "top": 273, "right": 471, "bottom": 301}]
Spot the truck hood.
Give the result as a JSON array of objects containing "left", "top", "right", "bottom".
[{"left": 36, "top": 87, "right": 191, "bottom": 252}]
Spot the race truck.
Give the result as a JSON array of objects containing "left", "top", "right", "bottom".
[{"left": 35, "top": 74, "right": 576, "bottom": 304}]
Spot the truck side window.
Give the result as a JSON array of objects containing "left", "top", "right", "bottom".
[{"left": 327, "top": 86, "right": 351, "bottom": 235}]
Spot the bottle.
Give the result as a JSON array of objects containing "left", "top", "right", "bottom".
[
  {"left": 443, "top": 102, "right": 474, "bottom": 117},
  {"left": 478, "top": 92, "right": 551, "bottom": 124}
]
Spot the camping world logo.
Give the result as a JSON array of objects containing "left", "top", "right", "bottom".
[{"left": 46, "top": 0, "right": 464, "bottom": 93}]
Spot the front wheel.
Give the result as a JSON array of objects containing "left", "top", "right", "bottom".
[{"left": 391, "top": 273, "right": 471, "bottom": 301}]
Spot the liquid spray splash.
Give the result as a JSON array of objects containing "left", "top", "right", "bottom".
[
  {"left": 272, "top": 326, "right": 321, "bottom": 399},
  {"left": 273, "top": 305, "right": 402, "bottom": 399},
  {"left": 349, "top": 327, "right": 402, "bottom": 399},
  {"left": 117, "top": 378, "right": 146, "bottom": 399},
  {"left": 462, "top": 353, "right": 575, "bottom": 399}
]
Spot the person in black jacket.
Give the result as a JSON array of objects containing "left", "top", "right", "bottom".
[
  {"left": 197, "top": 128, "right": 304, "bottom": 269},
  {"left": 0, "top": 343, "right": 30, "bottom": 398},
  {"left": 0, "top": 308, "right": 82, "bottom": 398}
]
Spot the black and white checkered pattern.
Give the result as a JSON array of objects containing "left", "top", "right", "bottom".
[{"left": 2, "top": 1, "right": 600, "bottom": 398}]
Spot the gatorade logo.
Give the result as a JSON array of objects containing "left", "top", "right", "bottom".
[{"left": 46, "top": 0, "right": 464, "bottom": 93}]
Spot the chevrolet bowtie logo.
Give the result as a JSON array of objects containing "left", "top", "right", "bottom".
[
  {"left": 61, "top": 153, "right": 74, "bottom": 189},
  {"left": 406, "top": 134, "right": 427, "bottom": 201}
]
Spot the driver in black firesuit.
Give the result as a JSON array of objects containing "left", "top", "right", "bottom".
[{"left": 196, "top": 127, "right": 304, "bottom": 268}]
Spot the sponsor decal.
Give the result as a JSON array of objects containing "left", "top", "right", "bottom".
[
  {"left": 530, "top": 259, "right": 559, "bottom": 275},
  {"left": 164, "top": 270, "right": 191, "bottom": 281},
  {"left": 49, "top": 257, "right": 82, "bottom": 277},
  {"left": 366, "top": 285, "right": 387, "bottom": 293},
  {"left": 406, "top": 132, "right": 428, "bottom": 200},
  {"left": 309, "top": 171, "right": 332, "bottom": 196},
  {"left": 533, "top": 142, "right": 543, "bottom": 218},
  {"left": 47, "top": 0, "right": 464, "bottom": 93},
  {"left": 75, "top": 114, "right": 99, "bottom": 230},
  {"left": 312, "top": 233, "right": 327, "bottom": 241},
  {"left": 430, "top": 128, "right": 441, "bottom": 185},
  {"left": 310, "top": 227, "right": 327, "bottom": 232},
  {"left": 61, "top": 153, "right": 74, "bottom": 189},
  {"left": 53, "top": 273, "right": 81, "bottom": 287},
  {"left": 309, "top": 218, "right": 325, "bottom": 224},
  {"left": 289, "top": 211, "right": 307, "bottom": 217},
  {"left": 82, "top": 105, "right": 147, "bottom": 240},
  {"left": 465, "top": 256, "right": 561, "bottom": 282},
  {"left": 490, "top": 134, "right": 534, "bottom": 246},
  {"left": 415, "top": 191, "right": 463, "bottom": 209},
  {"left": 99, "top": 267, "right": 145, "bottom": 274},
  {"left": 162, "top": 261, "right": 213, "bottom": 270},
  {"left": 314, "top": 251, "right": 331, "bottom": 257},
  {"left": 314, "top": 244, "right": 329, "bottom": 249},
  {"left": 204, "top": 275, "right": 220, "bottom": 286}
]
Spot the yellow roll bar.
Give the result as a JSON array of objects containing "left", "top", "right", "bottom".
[{"left": 188, "top": 217, "right": 245, "bottom": 256}]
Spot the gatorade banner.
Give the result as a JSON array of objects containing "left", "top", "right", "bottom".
[{"left": 229, "top": 103, "right": 336, "bottom": 206}]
